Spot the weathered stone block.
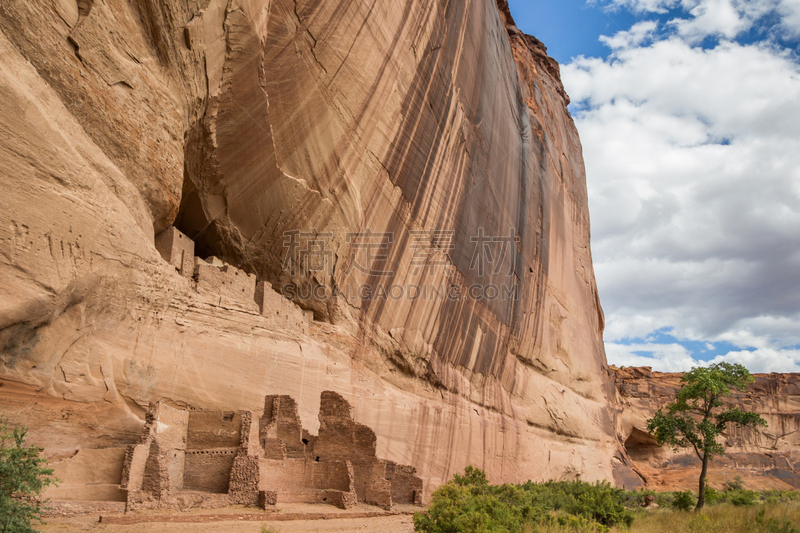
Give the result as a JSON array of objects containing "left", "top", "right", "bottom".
[
  {"left": 155, "top": 227, "right": 194, "bottom": 278},
  {"left": 259, "top": 490, "right": 277, "bottom": 508},
  {"left": 195, "top": 258, "right": 257, "bottom": 304},
  {"left": 255, "top": 281, "right": 310, "bottom": 334}
]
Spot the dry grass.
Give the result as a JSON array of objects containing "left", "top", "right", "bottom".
[
  {"left": 517, "top": 503, "right": 800, "bottom": 533},
  {"left": 610, "top": 503, "right": 800, "bottom": 533}
]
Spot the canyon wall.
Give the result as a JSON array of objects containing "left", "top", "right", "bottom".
[
  {"left": 0, "top": 0, "right": 625, "bottom": 502},
  {"left": 613, "top": 366, "right": 800, "bottom": 491}
]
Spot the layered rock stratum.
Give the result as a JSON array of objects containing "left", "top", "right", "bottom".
[
  {"left": 613, "top": 366, "right": 800, "bottom": 491},
  {"left": 1, "top": 0, "right": 623, "bottom": 503}
]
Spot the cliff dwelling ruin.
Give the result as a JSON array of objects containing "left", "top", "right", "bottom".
[{"left": 121, "top": 391, "right": 423, "bottom": 511}]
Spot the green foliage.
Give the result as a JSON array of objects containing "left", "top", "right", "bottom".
[
  {"left": 727, "top": 489, "right": 759, "bottom": 507},
  {"left": 452, "top": 465, "right": 489, "bottom": 488},
  {"left": 703, "top": 485, "right": 720, "bottom": 505},
  {"left": 723, "top": 475, "right": 745, "bottom": 491},
  {"left": 414, "top": 468, "right": 633, "bottom": 533},
  {"left": 0, "top": 418, "right": 57, "bottom": 533},
  {"left": 619, "top": 488, "right": 656, "bottom": 508},
  {"left": 672, "top": 491, "right": 696, "bottom": 512},
  {"left": 647, "top": 363, "right": 767, "bottom": 459},
  {"left": 646, "top": 363, "right": 767, "bottom": 509},
  {"left": 413, "top": 481, "right": 528, "bottom": 533}
]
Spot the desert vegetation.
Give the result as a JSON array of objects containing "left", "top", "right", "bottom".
[
  {"left": 646, "top": 362, "right": 767, "bottom": 509},
  {"left": 0, "top": 417, "right": 57, "bottom": 533},
  {"left": 413, "top": 467, "right": 800, "bottom": 533}
]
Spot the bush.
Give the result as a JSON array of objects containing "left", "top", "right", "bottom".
[
  {"left": 414, "top": 468, "right": 633, "bottom": 533},
  {"left": 413, "top": 482, "right": 528, "bottom": 533},
  {"left": 0, "top": 418, "right": 57, "bottom": 533},
  {"left": 723, "top": 475, "right": 745, "bottom": 491},
  {"left": 704, "top": 485, "right": 720, "bottom": 505},
  {"left": 452, "top": 465, "right": 489, "bottom": 488},
  {"left": 727, "top": 489, "right": 759, "bottom": 506},
  {"left": 671, "top": 490, "right": 696, "bottom": 511}
]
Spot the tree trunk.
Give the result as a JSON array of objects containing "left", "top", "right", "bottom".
[{"left": 696, "top": 453, "right": 709, "bottom": 510}]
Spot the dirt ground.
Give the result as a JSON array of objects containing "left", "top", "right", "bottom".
[{"left": 41, "top": 503, "right": 417, "bottom": 533}]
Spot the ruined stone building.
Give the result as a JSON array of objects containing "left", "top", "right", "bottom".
[{"left": 120, "top": 391, "right": 423, "bottom": 511}]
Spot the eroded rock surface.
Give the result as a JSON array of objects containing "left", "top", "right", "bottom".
[
  {"left": 613, "top": 366, "right": 800, "bottom": 490},
  {"left": 0, "top": 0, "right": 618, "bottom": 500}
]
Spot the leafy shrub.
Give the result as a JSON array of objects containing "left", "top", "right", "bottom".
[
  {"left": 0, "top": 418, "right": 57, "bottom": 533},
  {"left": 414, "top": 468, "right": 633, "bottom": 533},
  {"left": 619, "top": 488, "right": 656, "bottom": 508},
  {"left": 413, "top": 482, "right": 528, "bottom": 533},
  {"left": 723, "top": 475, "right": 745, "bottom": 491},
  {"left": 452, "top": 465, "right": 489, "bottom": 488},
  {"left": 704, "top": 485, "right": 720, "bottom": 505},
  {"left": 671, "top": 490, "right": 696, "bottom": 511},
  {"left": 727, "top": 489, "right": 759, "bottom": 506}
]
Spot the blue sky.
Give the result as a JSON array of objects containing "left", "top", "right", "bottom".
[
  {"left": 508, "top": 1, "right": 636, "bottom": 61},
  {"left": 507, "top": 0, "right": 800, "bottom": 372}
]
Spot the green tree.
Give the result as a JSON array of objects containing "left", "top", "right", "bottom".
[
  {"left": 646, "top": 362, "right": 767, "bottom": 510},
  {"left": 0, "top": 418, "right": 57, "bottom": 533}
]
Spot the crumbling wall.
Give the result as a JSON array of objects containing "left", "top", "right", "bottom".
[
  {"left": 386, "top": 461, "right": 425, "bottom": 505},
  {"left": 229, "top": 411, "right": 261, "bottom": 505},
  {"left": 122, "top": 392, "right": 421, "bottom": 511},
  {"left": 183, "top": 449, "right": 237, "bottom": 493},
  {"left": 120, "top": 402, "right": 188, "bottom": 498},
  {"left": 258, "top": 459, "right": 352, "bottom": 492},
  {"left": 260, "top": 395, "right": 305, "bottom": 458},
  {"left": 256, "top": 281, "right": 309, "bottom": 334},
  {"left": 314, "top": 391, "right": 422, "bottom": 509},
  {"left": 154, "top": 227, "right": 311, "bottom": 329},
  {"left": 195, "top": 260, "right": 257, "bottom": 308},
  {"left": 187, "top": 411, "right": 242, "bottom": 449},
  {"left": 155, "top": 227, "right": 195, "bottom": 278}
]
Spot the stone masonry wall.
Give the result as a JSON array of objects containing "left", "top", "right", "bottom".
[
  {"left": 122, "top": 392, "right": 421, "bottom": 511},
  {"left": 183, "top": 449, "right": 237, "bottom": 493}
]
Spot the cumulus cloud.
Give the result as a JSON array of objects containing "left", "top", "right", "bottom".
[
  {"left": 565, "top": 1, "right": 800, "bottom": 371},
  {"left": 671, "top": 0, "right": 752, "bottom": 42},
  {"left": 599, "top": 0, "right": 800, "bottom": 41},
  {"left": 606, "top": 342, "right": 700, "bottom": 371},
  {"left": 597, "top": 0, "right": 683, "bottom": 14},
  {"left": 609, "top": 343, "right": 800, "bottom": 372},
  {"left": 709, "top": 347, "right": 800, "bottom": 372},
  {"left": 777, "top": 0, "right": 800, "bottom": 38},
  {"left": 600, "top": 21, "right": 660, "bottom": 48}
]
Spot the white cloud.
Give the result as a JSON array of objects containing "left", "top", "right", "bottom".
[
  {"left": 599, "top": 0, "right": 800, "bottom": 41},
  {"left": 565, "top": 4, "right": 800, "bottom": 371},
  {"left": 606, "top": 342, "right": 700, "bottom": 371},
  {"left": 601, "top": 21, "right": 660, "bottom": 49},
  {"left": 608, "top": 342, "right": 800, "bottom": 372},
  {"left": 598, "top": 0, "right": 684, "bottom": 14},
  {"left": 671, "top": 0, "right": 751, "bottom": 42},
  {"left": 709, "top": 347, "right": 800, "bottom": 372},
  {"left": 777, "top": 0, "right": 800, "bottom": 38}
]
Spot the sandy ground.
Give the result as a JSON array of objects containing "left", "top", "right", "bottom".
[{"left": 41, "top": 503, "right": 418, "bottom": 533}]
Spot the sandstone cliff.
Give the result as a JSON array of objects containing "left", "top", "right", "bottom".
[
  {"left": 0, "top": 0, "right": 621, "bottom": 502},
  {"left": 613, "top": 366, "right": 800, "bottom": 491}
]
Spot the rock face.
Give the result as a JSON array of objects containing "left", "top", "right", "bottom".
[
  {"left": 613, "top": 367, "right": 800, "bottom": 490},
  {"left": 0, "top": 0, "right": 618, "bottom": 502}
]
